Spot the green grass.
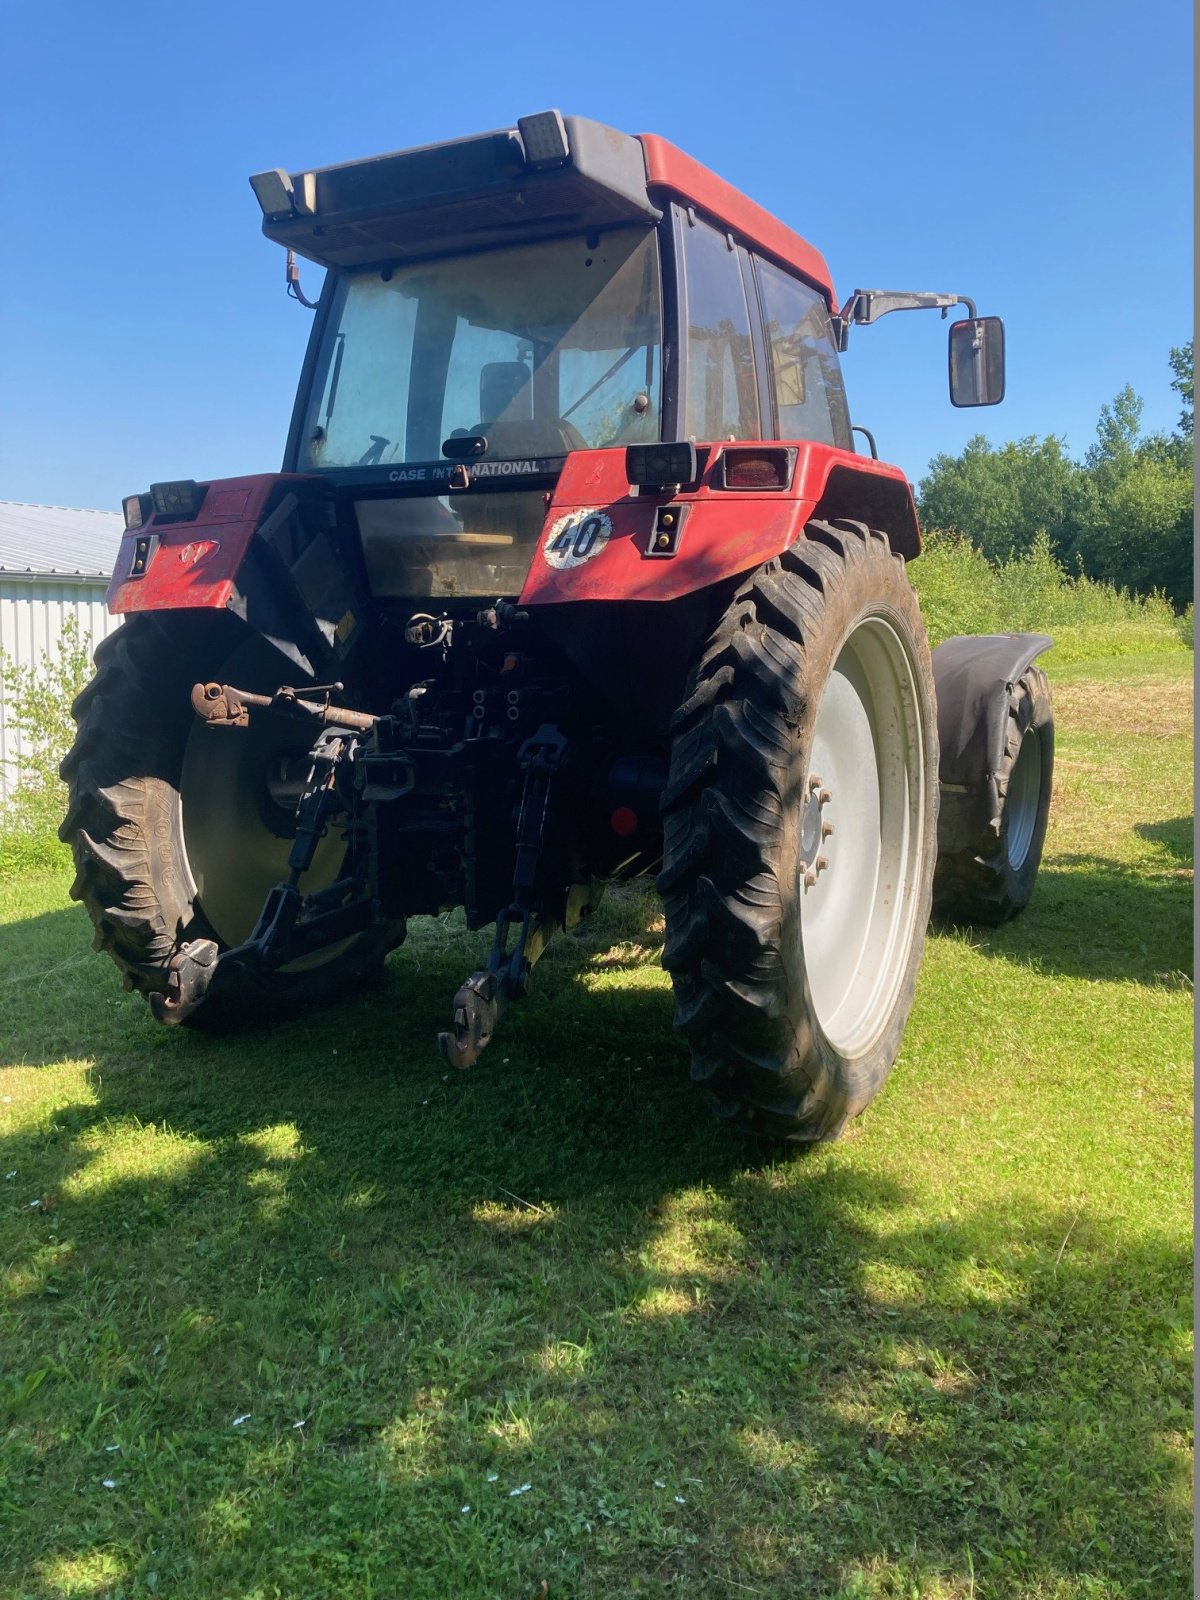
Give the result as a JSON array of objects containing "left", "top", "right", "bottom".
[{"left": 0, "top": 649, "right": 1192, "bottom": 1600}]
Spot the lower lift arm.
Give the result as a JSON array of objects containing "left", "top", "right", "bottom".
[{"left": 151, "top": 681, "right": 378, "bottom": 1024}]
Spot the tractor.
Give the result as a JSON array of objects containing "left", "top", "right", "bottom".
[{"left": 60, "top": 111, "right": 1054, "bottom": 1142}]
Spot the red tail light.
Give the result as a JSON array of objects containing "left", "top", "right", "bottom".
[
  {"left": 610, "top": 807, "right": 639, "bottom": 837},
  {"left": 720, "top": 448, "right": 795, "bottom": 490}
]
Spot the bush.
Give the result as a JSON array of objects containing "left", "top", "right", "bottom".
[
  {"left": 0, "top": 616, "right": 93, "bottom": 872},
  {"left": 911, "top": 528, "right": 1191, "bottom": 664}
]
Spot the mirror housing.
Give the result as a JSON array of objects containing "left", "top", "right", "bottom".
[{"left": 949, "top": 316, "right": 1005, "bottom": 407}]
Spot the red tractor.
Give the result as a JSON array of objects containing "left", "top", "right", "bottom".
[{"left": 61, "top": 112, "right": 1054, "bottom": 1142}]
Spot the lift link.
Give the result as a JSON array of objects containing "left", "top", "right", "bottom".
[
  {"left": 191, "top": 680, "right": 378, "bottom": 734},
  {"left": 151, "top": 728, "right": 369, "bottom": 1025},
  {"left": 438, "top": 725, "right": 567, "bottom": 1070}
]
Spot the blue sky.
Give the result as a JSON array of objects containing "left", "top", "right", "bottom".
[{"left": 0, "top": 0, "right": 1191, "bottom": 513}]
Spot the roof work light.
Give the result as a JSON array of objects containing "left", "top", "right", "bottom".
[
  {"left": 518, "top": 111, "right": 570, "bottom": 170},
  {"left": 249, "top": 168, "right": 316, "bottom": 218}
]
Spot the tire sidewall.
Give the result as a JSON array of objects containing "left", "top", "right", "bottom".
[
  {"left": 777, "top": 562, "right": 939, "bottom": 1131},
  {"left": 996, "top": 674, "right": 1054, "bottom": 910}
]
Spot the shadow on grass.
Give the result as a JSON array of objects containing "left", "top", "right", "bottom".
[
  {"left": 941, "top": 856, "right": 1193, "bottom": 986},
  {"left": 0, "top": 895, "right": 1192, "bottom": 1597},
  {"left": 1134, "top": 815, "right": 1194, "bottom": 865}
]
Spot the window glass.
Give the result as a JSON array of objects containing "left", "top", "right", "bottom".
[
  {"left": 356, "top": 489, "right": 546, "bottom": 599},
  {"left": 558, "top": 340, "right": 661, "bottom": 446},
  {"left": 300, "top": 227, "right": 662, "bottom": 468},
  {"left": 681, "top": 218, "right": 759, "bottom": 441},
  {"left": 755, "top": 258, "right": 851, "bottom": 448}
]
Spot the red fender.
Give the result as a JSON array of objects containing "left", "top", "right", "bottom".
[
  {"left": 107, "top": 474, "right": 311, "bottom": 614},
  {"left": 519, "top": 442, "right": 920, "bottom": 607}
]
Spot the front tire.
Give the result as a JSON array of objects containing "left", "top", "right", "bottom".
[
  {"left": 658, "top": 520, "right": 938, "bottom": 1143},
  {"left": 932, "top": 666, "right": 1054, "bottom": 925},
  {"left": 59, "top": 614, "right": 402, "bottom": 1026}
]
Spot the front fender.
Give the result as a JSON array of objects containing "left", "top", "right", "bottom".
[{"left": 932, "top": 632, "right": 1053, "bottom": 843}]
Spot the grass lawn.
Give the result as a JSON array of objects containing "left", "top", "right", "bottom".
[{"left": 0, "top": 648, "right": 1191, "bottom": 1600}]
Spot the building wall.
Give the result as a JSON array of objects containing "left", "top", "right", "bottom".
[{"left": 0, "top": 578, "right": 122, "bottom": 801}]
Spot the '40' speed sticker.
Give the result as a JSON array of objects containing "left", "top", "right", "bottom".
[{"left": 542, "top": 508, "right": 612, "bottom": 570}]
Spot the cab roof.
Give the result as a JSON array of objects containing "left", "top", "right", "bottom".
[
  {"left": 254, "top": 112, "right": 835, "bottom": 309},
  {"left": 638, "top": 134, "right": 834, "bottom": 309}
]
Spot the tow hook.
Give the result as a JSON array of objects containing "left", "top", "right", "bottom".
[
  {"left": 436, "top": 909, "right": 553, "bottom": 1070},
  {"left": 439, "top": 971, "right": 500, "bottom": 1070},
  {"left": 148, "top": 939, "right": 221, "bottom": 1025}
]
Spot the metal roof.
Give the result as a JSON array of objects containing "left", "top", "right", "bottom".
[{"left": 0, "top": 501, "right": 122, "bottom": 580}]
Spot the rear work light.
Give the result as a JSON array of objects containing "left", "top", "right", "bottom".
[
  {"left": 719, "top": 448, "right": 796, "bottom": 491},
  {"left": 150, "top": 480, "right": 204, "bottom": 520},
  {"left": 122, "top": 492, "right": 152, "bottom": 531},
  {"left": 626, "top": 442, "right": 698, "bottom": 492}
]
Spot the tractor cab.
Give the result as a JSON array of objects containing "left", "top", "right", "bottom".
[
  {"left": 256, "top": 112, "right": 855, "bottom": 602},
  {"left": 297, "top": 223, "right": 662, "bottom": 598}
]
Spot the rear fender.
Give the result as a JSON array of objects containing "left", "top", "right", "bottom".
[
  {"left": 932, "top": 633, "right": 1054, "bottom": 844},
  {"left": 107, "top": 474, "right": 366, "bottom": 674},
  {"left": 518, "top": 442, "right": 919, "bottom": 608}
]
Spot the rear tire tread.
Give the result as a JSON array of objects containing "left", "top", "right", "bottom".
[
  {"left": 659, "top": 520, "right": 936, "bottom": 1143},
  {"left": 59, "top": 616, "right": 403, "bottom": 1024}
]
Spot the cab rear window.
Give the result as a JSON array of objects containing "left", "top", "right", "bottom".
[{"left": 301, "top": 229, "right": 662, "bottom": 470}]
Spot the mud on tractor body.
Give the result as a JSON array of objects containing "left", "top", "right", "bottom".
[{"left": 61, "top": 112, "right": 1054, "bottom": 1142}]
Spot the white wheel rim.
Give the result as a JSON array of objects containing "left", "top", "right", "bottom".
[
  {"left": 799, "top": 616, "right": 927, "bottom": 1057},
  {"left": 1006, "top": 726, "right": 1042, "bottom": 870}
]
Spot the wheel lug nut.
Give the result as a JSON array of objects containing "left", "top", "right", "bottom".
[
  {"left": 818, "top": 789, "right": 832, "bottom": 806},
  {"left": 821, "top": 821, "right": 835, "bottom": 838},
  {"left": 808, "top": 775, "right": 821, "bottom": 793},
  {"left": 816, "top": 856, "right": 829, "bottom": 872},
  {"left": 804, "top": 869, "right": 817, "bottom": 888}
]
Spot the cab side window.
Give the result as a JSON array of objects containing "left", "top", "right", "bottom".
[
  {"left": 755, "top": 258, "right": 851, "bottom": 448},
  {"left": 681, "top": 217, "right": 760, "bottom": 442}
]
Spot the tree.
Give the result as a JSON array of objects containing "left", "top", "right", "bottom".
[
  {"left": 1085, "top": 384, "right": 1143, "bottom": 486},
  {"left": 917, "top": 433, "right": 1090, "bottom": 564},
  {"left": 1081, "top": 456, "right": 1193, "bottom": 600},
  {"left": 1169, "top": 340, "right": 1193, "bottom": 436},
  {"left": 1071, "top": 371, "right": 1192, "bottom": 601}
]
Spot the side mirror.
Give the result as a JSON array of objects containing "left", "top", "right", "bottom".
[{"left": 949, "top": 316, "right": 1005, "bottom": 407}]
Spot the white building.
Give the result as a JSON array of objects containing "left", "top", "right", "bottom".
[{"left": 0, "top": 501, "right": 124, "bottom": 800}]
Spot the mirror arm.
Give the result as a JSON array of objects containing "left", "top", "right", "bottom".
[{"left": 834, "top": 290, "right": 978, "bottom": 352}]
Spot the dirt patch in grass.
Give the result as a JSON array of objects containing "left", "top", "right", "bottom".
[{"left": 1052, "top": 671, "right": 1193, "bottom": 740}]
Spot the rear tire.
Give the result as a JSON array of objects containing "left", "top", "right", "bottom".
[
  {"left": 59, "top": 615, "right": 403, "bottom": 1026},
  {"left": 932, "top": 666, "right": 1054, "bottom": 925},
  {"left": 658, "top": 520, "right": 938, "bottom": 1143}
]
